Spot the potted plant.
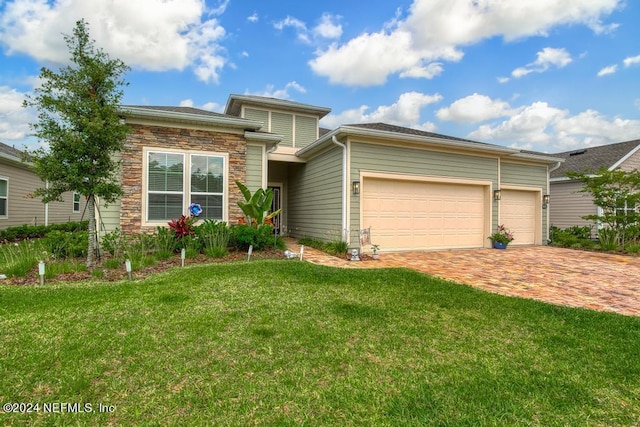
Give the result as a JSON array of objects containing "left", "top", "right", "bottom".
[
  {"left": 488, "top": 225, "right": 514, "bottom": 249},
  {"left": 371, "top": 244, "right": 380, "bottom": 260}
]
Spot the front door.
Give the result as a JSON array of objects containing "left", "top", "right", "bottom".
[{"left": 268, "top": 185, "right": 282, "bottom": 235}]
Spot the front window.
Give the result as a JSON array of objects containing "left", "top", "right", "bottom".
[
  {"left": 191, "top": 155, "right": 224, "bottom": 219},
  {"left": 0, "top": 178, "right": 7, "bottom": 218},
  {"left": 145, "top": 150, "right": 226, "bottom": 223}
]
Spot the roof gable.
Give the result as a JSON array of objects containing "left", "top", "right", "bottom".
[{"left": 225, "top": 94, "right": 331, "bottom": 118}]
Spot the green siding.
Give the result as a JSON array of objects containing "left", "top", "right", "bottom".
[
  {"left": 349, "top": 142, "right": 499, "bottom": 241},
  {"left": 97, "top": 152, "right": 122, "bottom": 237},
  {"left": 244, "top": 108, "right": 268, "bottom": 129},
  {"left": 272, "top": 112, "right": 293, "bottom": 147},
  {"left": 246, "top": 145, "right": 263, "bottom": 192},
  {"left": 287, "top": 147, "right": 343, "bottom": 241},
  {"left": 500, "top": 161, "right": 549, "bottom": 241},
  {"left": 295, "top": 115, "right": 317, "bottom": 149},
  {"left": 501, "top": 162, "right": 547, "bottom": 188}
]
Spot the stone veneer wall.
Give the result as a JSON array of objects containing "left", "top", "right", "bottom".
[{"left": 119, "top": 124, "right": 246, "bottom": 234}]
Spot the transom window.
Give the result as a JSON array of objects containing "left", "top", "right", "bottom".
[
  {"left": 145, "top": 150, "right": 226, "bottom": 222},
  {"left": 0, "top": 178, "right": 7, "bottom": 218}
]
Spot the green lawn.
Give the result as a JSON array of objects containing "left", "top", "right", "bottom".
[{"left": 1, "top": 261, "right": 639, "bottom": 426}]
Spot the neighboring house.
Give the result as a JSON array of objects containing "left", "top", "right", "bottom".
[
  {"left": 0, "top": 141, "right": 87, "bottom": 229},
  {"left": 98, "top": 95, "right": 562, "bottom": 250},
  {"left": 549, "top": 139, "right": 640, "bottom": 231}
]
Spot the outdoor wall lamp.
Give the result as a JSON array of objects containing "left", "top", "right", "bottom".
[
  {"left": 542, "top": 194, "right": 550, "bottom": 209},
  {"left": 493, "top": 189, "right": 501, "bottom": 201},
  {"left": 352, "top": 181, "right": 360, "bottom": 195}
]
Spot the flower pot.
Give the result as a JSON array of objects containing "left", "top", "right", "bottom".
[
  {"left": 492, "top": 241, "right": 508, "bottom": 249},
  {"left": 372, "top": 253, "right": 379, "bottom": 260}
]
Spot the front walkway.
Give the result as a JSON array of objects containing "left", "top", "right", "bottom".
[{"left": 285, "top": 239, "right": 640, "bottom": 317}]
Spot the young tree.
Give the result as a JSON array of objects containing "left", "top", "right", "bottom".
[
  {"left": 23, "top": 19, "right": 130, "bottom": 269},
  {"left": 567, "top": 167, "right": 640, "bottom": 247}
]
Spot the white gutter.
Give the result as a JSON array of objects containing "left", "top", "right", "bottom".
[{"left": 332, "top": 135, "right": 348, "bottom": 242}]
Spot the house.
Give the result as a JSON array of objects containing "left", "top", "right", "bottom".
[
  {"left": 98, "top": 95, "right": 563, "bottom": 250},
  {"left": 0, "top": 141, "right": 87, "bottom": 229},
  {"left": 549, "top": 139, "right": 640, "bottom": 231}
]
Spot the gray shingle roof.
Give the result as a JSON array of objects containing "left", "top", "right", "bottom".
[
  {"left": 0, "top": 141, "right": 22, "bottom": 159},
  {"left": 550, "top": 139, "right": 640, "bottom": 178},
  {"left": 121, "top": 105, "right": 232, "bottom": 119},
  {"left": 344, "top": 122, "right": 478, "bottom": 144}
]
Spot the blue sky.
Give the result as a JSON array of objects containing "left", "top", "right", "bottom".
[{"left": 1, "top": 0, "right": 639, "bottom": 153}]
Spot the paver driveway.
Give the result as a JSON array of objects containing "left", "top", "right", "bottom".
[{"left": 288, "top": 240, "right": 640, "bottom": 317}]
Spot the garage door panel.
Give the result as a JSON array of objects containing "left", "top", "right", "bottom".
[
  {"left": 362, "top": 178, "right": 487, "bottom": 251},
  {"left": 501, "top": 190, "right": 536, "bottom": 245}
]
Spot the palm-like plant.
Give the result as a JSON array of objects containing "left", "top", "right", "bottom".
[{"left": 236, "top": 182, "right": 282, "bottom": 228}]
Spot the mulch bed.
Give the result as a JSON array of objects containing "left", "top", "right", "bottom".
[{"left": 2, "top": 248, "right": 285, "bottom": 286}]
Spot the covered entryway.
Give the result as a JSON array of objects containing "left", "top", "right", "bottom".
[
  {"left": 361, "top": 177, "right": 489, "bottom": 251},
  {"left": 500, "top": 189, "right": 539, "bottom": 245}
]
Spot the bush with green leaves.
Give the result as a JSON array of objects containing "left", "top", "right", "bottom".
[
  {"left": 196, "top": 219, "right": 230, "bottom": 258},
  {"left": 230, "top": 224, "right": 283, "bottom": 251},
  {"left": 155, "top": 227, "right": 176, "bottom": 260},
  {"left": 598, "top": 228, "right": 619, "bottom": 251},
  {"left": 0, "top": 221, "right": 88, "bottom": 243},
  {"left": 549, "top": 225, "right": 594, "bottom": 248},
  {"left": 0, "top": 240, "right": 45, "bottom": 277},
  {"left": 43, "top": 230, "right": 89, "bottom": 258},
  {"left": 297, "top": 236, "right": 348, "bottom": 256}
]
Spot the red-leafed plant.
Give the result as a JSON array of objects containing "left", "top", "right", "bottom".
[{"left": 168, "top": 215, "right": 197, "bottom": 238}]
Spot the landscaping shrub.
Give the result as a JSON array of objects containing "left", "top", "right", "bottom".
[
  {"left": 298, "top": 236, "right": 348, "bottom": 256},
  {"left": 0, "top": 240, "right": 44, "bottom": 277},
  {"left": 155, "top": 227, "right": 176, "bottom": 260},
  {"left": 0, "top": 221, "right": 88, "bottom": 243},
  {"left": 101, "top": 228, "right": 125, "bottom": 258},
  {"left": 549, "top": 225, "right": 594, "bottom": 248},
  {"left": 197, "top": 219, "right": 230, "bottom": 258},
  {"left": 43, "top": 230, "right": 88, "bottom": 258},
  {"left": 598, "top": 228, "right": 619, "bottom": 251},
  {"left": 230, "top": 224, "right": 283, "bottom": 250}
]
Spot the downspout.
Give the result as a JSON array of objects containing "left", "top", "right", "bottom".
[
  {"left": 44, "top": 180, "right": 49, "bottom": 226},
  {"left": 546, "top": 161, "right": 562, "bottom": 244},
  {"left": 332, "top": 136, "right": 348, "bottom": 242}
]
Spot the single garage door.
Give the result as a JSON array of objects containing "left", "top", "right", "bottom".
[
  {"left": 500, "top": 190, "right": 537, "bottom": 245},
  {"left": 362, "top": 178, "right": 486, "bottom": 251}
]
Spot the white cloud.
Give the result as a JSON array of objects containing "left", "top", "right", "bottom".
[
  {"left": 246, "top": 82, "right": 307, "bottom": 100},
  {"left": 460, "top": 96, "right": 640, "bottom": 151},
  {"left": 274, "top": 16, "right": 310, "bottom": 44},
  {"left": 623, "top": 54, "right": 640, "bottom": 67},
  {"left": 437, "top": 93, "right": 514, "bottom": 123},
  {"left": 0, "top": 85, "right": 35, "bottom": 143},
  {"left": 0, "top": 0, "right": 229, "bottom": 83},
  {"left": 321, "top": 91, "right": 442, "bottom": 129},
  {"left": 511, "top": 47, "right": 573, "bottom": 79},
  {"left": 247, "top": 12, "right": 259, "bottom": 23},
  {"left": 310, "top": 0, "right": 619, "bottom": 86},
  {"left": 597, "top": 64, "right": 617, "bottom": 76},
  {"left": 313, "top": 14, "right": 342, "bottom": 39},
  {"left": 179, "top": 99, "right": 223, "bottom": 112}
]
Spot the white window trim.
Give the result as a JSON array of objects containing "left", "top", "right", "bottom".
[
  {"left": 142, "top": 147, "right": 229, "bottom": 227},
  {"left": 73, "top": 192, "right": 81, "bottom": 213},
  {"left": 0, "top": 177, "right": 7, "bottom": 219}
]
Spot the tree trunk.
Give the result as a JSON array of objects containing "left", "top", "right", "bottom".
[{"left": 86, "top": 194, "right": 96, "bottom": 270}]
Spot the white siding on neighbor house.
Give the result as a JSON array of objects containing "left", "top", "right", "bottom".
[
  {"left": 350, "top": 142, "right": 499, "bottom": 244},
  {"left": 245, "top": 144, "right": 264, "bottom": 192},
  {"left": 620, "top": 150, "right": 640, "bottom": 171},
  {"left": 549, "top": 180, "right": 597, "bottom": 232},
  {"left": 0, "top": 159, "right": 86, "bottom": 229},
  {"left": 287, "top": 146, "right": 343, "bottom": 241}
]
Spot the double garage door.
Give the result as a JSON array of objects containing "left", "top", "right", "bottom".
[
  {"left": 362, "top": 178, "right": 487, "bottom": 251},
  {"left": 362, "top": 178, "right": 538, "bottom": 251}
]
